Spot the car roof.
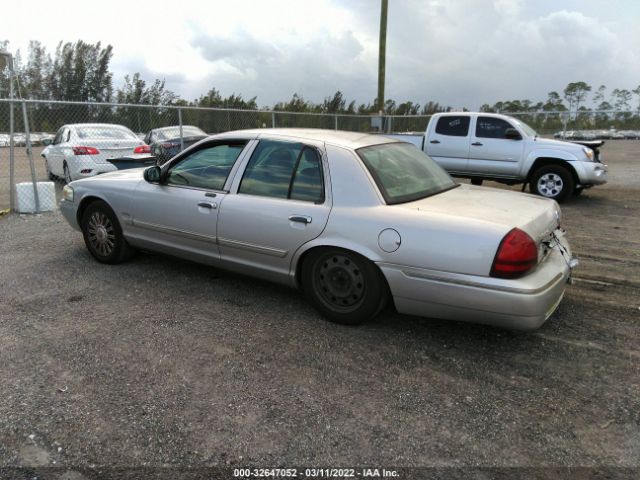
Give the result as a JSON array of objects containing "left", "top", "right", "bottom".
[
  {"left": 215, "top": 128, "right": 398, "bottom": 149},
  {"left": 155, "top": 125, "right": 202, "bottom": 131},
  {"left": 64, "top": 123, "right": 134, "bottom": 130}
]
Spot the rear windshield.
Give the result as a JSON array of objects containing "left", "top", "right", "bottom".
[
  {"left": 157, "top": 126, "right": 206, "bottom": 139},
  {"left": 76, "top": 126, "right": 138, "bottom": 140},
  {"left": 357, "top": 142, "right": 457, "bottom": 204}
]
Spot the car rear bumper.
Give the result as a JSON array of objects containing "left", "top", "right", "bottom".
[
  {"left": 378, "top": 237, "right": 573, "bottom": 331},
  {"left": 70, "top": 159, "right": 118, "bottom": 179}
]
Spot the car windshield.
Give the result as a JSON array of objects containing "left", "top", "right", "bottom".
[
  {"left": 357, "top": 142, "right": 458, "bottom": 204},
  {"left": 76, "top": 126, "right": 138, "bottom": 140},
  {"left": 157, "top": 126, "right": 206, "bottom": 140},
  {"left": 512, "top": 118, "right": 537, "bottom": 137}
]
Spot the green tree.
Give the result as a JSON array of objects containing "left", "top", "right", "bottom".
[
  {"left": 322, "top": 91, "right": 346, "bottom": 113},
  {"left": 49, "top": 40, "right": 114, "bottom": 102},
  {"left": 593, "top": 85, "right": 606, "bottom": 107},
  {"left": 563, "top": 81, "right": 591, "bottom": 116},
  {"left": 632, "top": 85, "right": 640, "bottom": 113}
]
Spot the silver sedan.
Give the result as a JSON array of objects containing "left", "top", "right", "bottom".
[{"left": 60, "top": 129, "right": 577, "bottom": 330}]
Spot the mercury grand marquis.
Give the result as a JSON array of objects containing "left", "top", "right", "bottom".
[{"left": 60, "top": 129, "right": 578, "bottom": 330}]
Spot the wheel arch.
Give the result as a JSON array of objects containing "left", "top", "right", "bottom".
[
  {"left": 527, "top": 157, "right": 579, "bottom": 185},
  {"left": 76, "top": 194, "right": 112, "bottom": 226},
  {"left": 292, "top": 241, "right": 385, "bottom": 289}
]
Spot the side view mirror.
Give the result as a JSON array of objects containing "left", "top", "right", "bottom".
[
  {"left": 42, "top": 138, "right": 52, "bottom": 146},
  {"left": 505, "top": 128, "right": 522, "bottom": 140},
  {"left": 143, "top": 165, "right": 162, "bottom": 183}
]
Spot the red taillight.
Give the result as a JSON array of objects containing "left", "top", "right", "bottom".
[
  {"left": 72, "top": 146, "right": 100, "bottom": 155},
  {"left": 490, "top": 228, "right": 538, "bottom": 279},
  {"left": 134, "top": 144, "right": 151, "bottom": 154}
]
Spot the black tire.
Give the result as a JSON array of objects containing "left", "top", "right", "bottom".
[
  {"left": 301, "top": 248, "right": 388, "bottom": 325},
  {"left": 81, "top": 200, "right": 134, "bottom": 264},
  {"left": 574, "top": 187, "right": 584, "bottom": 196},
  {"left": 530, "top": 165, "right": 574, "bottom": 202},
  {"left": 63, "top": 162, "right": 72, "bottom": 184},
  {"left": 470, "top": 178, "right": 483, "bottom": 186}
]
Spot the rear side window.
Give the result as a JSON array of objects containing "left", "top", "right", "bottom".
[
  {"left": 76, "top": 126, "right": 138, "bottom": 140},
  {"left": 476, "top": 117, "right": 514, "bottom": 139},
  {"left": 435, "top": 116, "right": 470, "bottom": 137},
  {"left": 357, "top": 143, "right": 457, "bottom": 204},
  {"left": 239, "top": 139, "right": 324, "bottom": 203}
]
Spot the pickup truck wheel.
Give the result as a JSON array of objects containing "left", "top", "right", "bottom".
[
  {"left": 81, "top": 200, "right": 134, "bottom": 264},
  {"left": 302, "top": 248, "right": 387, "bottom": 325},
  {"left": 531, "top": 165, "right": 574, "bottom": 202},
  {"left": 574, "top": 187, "right": 584, "bottom": 196}
]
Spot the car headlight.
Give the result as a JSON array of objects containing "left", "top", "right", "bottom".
[
  {"left": 582, "top": 146, "right": 594, "bottom": 161},
  {"left": 62, "top": 185, "right": 74, "bottom": 202}
]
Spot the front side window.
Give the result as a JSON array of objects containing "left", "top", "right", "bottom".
[
  {"left": 167, "top": 142, "right": 247, "bottom": 190},
  {"left": 357, "top": 143, "right": 457, "bottom": 204},
  {"left": 239, "top": 139, "right": 324, "bottom": 203},
  {"left": 476, "top": 117, "right": 514, "bottom": 139},
  {"left": 435, "top": 116, "right": 470, "bottom": 137}
]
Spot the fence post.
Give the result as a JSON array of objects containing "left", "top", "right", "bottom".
[
  {"left": 334, "top": 115, "right": 338, "bottom": 131},
  {"left": 9, "top": 83, "right": 15, "bottom": 211},
  {"left": 21, "top": 101, "right": 40, "bottom": 213},
  {"left": 272, "top": 112, "right": 276, "bottom": 128},
  {"left": 178, "top": 108, "right": 184, "bottom": 151},
  {"left": 387, "top": 116, "right": 393, "bottom": 133}
]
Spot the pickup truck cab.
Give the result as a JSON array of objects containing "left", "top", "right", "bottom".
[{"left": 388, "top": 112, "right": 608, "bottom": 201}]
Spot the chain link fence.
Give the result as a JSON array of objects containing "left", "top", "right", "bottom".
[{"left": 1, "top": 98, "right": 639, "bottom": 212}]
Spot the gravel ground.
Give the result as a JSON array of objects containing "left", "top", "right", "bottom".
[{"left": 0, "top": 142, "right": 638, "bottom": 479}]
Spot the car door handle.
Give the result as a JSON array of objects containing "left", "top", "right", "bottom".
[
  {"left": 471, "top": 142, "right": 483, "bottom": 146},
  {"left": 289, "top": 215, "right": 312, "bottom": 225},
  {"left": 198, "top": 201, "right": 217, "bottom": 209},
  {"left": 429, "top": 140, "right": 440, "bottom": 144}
]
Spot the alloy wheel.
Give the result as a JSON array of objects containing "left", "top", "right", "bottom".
[
  {"left": 537, "top": 173, "right": 564, "bottom": 198},
  {"left": 87, "top": 211, "right": 116, "bottom": 257}
]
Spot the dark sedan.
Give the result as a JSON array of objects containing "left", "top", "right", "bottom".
[{"left": 143, "top": 125, "right": 207, "bottom": 164}]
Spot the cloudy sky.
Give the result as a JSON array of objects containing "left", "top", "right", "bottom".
[{"left": 3, "top": 0, "right": 640, "bottom": 109}]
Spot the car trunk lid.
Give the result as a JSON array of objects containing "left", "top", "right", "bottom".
[{"left": 399, "top": 184, "right": 561, "bottom": 245}]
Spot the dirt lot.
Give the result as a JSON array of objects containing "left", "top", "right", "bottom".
[{"left": 0, "top": 142, "right": 638, "bottom": 479}]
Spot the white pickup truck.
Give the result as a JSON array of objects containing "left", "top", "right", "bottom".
[{"left": 387, "top": 112, "right": 608, "bottom": 201}]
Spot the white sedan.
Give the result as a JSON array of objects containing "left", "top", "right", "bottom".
[
  {"left": 42, "top": 123, "right": 150, "bottom": 183},
  {"left": 60, "top": 129, "right": 577, "bottom": 330}
]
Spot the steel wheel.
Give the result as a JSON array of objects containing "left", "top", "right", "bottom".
[
  {"left": 315, "top": 253, "right": 366, "bottom": 312},
  {"left": 64, "top": 162, "right": 72, "bottom": 184},
  {"left": 81, "top": 200, "right": 134, "bottom": 264},
  {"left": 302, "top": 248, "right": 388, "bottom": 325},
  {"left": 87, "top": 211, "right": 116, "bottom": 257},
  {"left": 536, "top": 173, "right": 564, "bottom": 198}
]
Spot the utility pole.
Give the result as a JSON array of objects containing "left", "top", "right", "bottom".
[{"left": 377, "top": 0, "right": 388, "bottom": 115}]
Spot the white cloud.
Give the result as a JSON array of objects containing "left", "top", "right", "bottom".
[{"left": 1, "top": 0, "right": 639, "bottom": 109}]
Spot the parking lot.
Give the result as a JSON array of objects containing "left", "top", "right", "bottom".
[{"left": 0, "top": 141, "right": 638, "bottom": 476}]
